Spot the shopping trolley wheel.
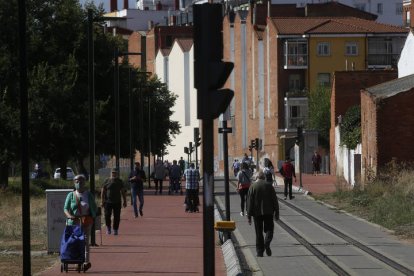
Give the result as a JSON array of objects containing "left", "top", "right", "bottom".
[{"left": 60, "top": 263, "right": 63, "bottom": 273}]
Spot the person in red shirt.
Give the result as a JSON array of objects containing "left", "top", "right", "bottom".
[{"left": 281, "top": 157, "right": 296, "bottom": 200}]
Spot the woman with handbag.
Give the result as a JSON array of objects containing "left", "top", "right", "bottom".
[
  {"left": 64, "top": 174, "right": 97, "bottom": 271},
  {"left": 236, "top": 162, "right": 253, "bottom": 216}
]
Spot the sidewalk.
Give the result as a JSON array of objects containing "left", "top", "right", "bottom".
[
  {"left": 274, "top": 173, "right": 337, "bottom": 195},
  {"left": 39, "top": 190, "right": 227, "bottom": 276}
]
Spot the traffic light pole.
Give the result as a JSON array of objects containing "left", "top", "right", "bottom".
[
  {"left": 87, "top": 8, "right": 97, "bottom": 246},
  {"left": 222, "top": 120, "right": 231, "bottom": 240},
  {"left": 202, "top": 120, "right": 215, "bottom": 276}
]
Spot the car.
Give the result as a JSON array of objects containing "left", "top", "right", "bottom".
[{"left": 54, "top": 167, "right": 75, "bottom": 180}]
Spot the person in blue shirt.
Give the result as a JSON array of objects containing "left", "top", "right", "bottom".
[
  {"left": 169, "top": 160, "right": 182, "bottom": 194},
  {"left": 183, "top": 163, "right": 200, "bottom": 213},
  {"left": 129, "top": 161, "right": 146, "bottom": 218}
]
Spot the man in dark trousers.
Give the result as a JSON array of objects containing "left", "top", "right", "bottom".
[
  {"left": 129, "top": 161, "right": 146, "bottom": 218},
  {"left": 281, "top": 156, "right": 296, "bottom": 200},
  {"left": 247, "top": 171, "right": 279, "bottom": 257},
  {"left": 101, "top": 169, "right": 127, "bottom": 235}
]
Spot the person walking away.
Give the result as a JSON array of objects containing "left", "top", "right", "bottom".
[
  {"left": 178, "top": 157, "right": 185, "bottom": 175},
  {"left": 64, "top": 174, "right": 97, "bottom": 271},
  {"left": 281, "top": 157, "right": 296, "bottom": 200},
  {"left": 129, "top": 161, "right": 146, "bottom": 218},
  {"left": 246, "top": 170, "right": 279, "bottom": 257},
  {"left": 169, "top": 160, "right": 182, "bottom": 194},
  {"left": 183, "top": 163, "right": 200, "bottom": 212},
  {"left": 154, "top": 159, "right": 165, "bottom": 194},
  {"left": 101, "top": 169, "right": 127, "bottom": 235},
  {"left": 312, "top": 150, "right": 322, "bottom": 175},
  {"left": 263, "top": 158, "right": 275, "bottom": 185},
  {"left": 233, "top": 159, "right": 241, "bottom": 177},
  {"left": 236, "top": 162, "right": 252, "bottom": 216}
]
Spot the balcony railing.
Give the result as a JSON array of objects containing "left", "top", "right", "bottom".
[
  {"left": 367, "top": 53, "right": 400, "bottom": 68},
  {"left": 285, "top": 54, "right": 308, "bottom": 69}
]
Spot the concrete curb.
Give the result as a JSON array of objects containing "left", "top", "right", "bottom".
[
  {"left": 215, "top": 196, "right": 263, "bottom": 275},
  {"left": 214, "top": 204, "right": 243, "bottom": 276}
]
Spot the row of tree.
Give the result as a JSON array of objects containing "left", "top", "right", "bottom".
[{"left": 0, "top": 0, "right": 180, "bottom": 186}]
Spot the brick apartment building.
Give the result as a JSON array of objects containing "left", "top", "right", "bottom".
[{"left": 222, "top": 1, "right": 407, "bottom": 171}]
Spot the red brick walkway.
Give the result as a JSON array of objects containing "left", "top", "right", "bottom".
[{"left": 40, "top": 191, "right": 226, "bottom": 276}]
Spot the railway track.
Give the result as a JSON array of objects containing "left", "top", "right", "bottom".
[{"left": 277, "top": 197, "right": 414, "bottom": 275}]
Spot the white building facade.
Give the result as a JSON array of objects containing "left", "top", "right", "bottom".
[{"left": 155, "top": 39, "right": 200, "bottom": 163}]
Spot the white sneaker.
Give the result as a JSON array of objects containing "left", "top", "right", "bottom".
[{"left": 240, "top": 211, "right": 244, "bottom": 217}]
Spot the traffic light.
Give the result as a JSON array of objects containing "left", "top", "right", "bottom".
[
  {"left": 248, "top": 145, "right": 253, "bottom": 152},
  {"left": 194, "top": 127, "right": 201, "bottom": 147},
  {"left": 251, "top": 139, "right": 256, "bottom": 150},
  {"left": 184, "top": 147, "right": 189, "bottom": 154},
  {"left": 189, "top": 142, "right": 193, "bottom": 154},
  {"left": 194, "top": 3, "right": 234, "bottom": 120},
  {"left": 255, "top": 138, "right": 259, "bottom": 150}
]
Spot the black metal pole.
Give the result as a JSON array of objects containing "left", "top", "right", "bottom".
[
  {"left": 129, "top": 67, "right": 134, "bottom": 172},
  {"left": 87, "top": 8, "right": 97, "bottom": 246},
  {"left": 222, "top": 120, "right": 231, "bottom": 240},
  {"left": 147, "top": 97, "right": 151, "bottom": 188},
  {"left": 139, "top": 85, "right": 144, "bottom": 171},
  {"left": 114, "top": 48, "right": 120, "bottom": 172},
  {"left": 18, "top": 1, "right": 31, "bottom": 274},
  {"left": 202, "top": 119, "right": 215, "bottom": 275},
  {"left": 195, "top": 145, "right": 198, "bottom": 169}
]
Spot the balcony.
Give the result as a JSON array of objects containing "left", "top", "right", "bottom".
[
  {"left": 284, "top": 39, "right": 308, "bottom": 69},
  {"left": 284, "top": 91, "right": 308, "bottom": 130},
  {"left": 367, "top": 53, "right": 400, "bottom": 69}
]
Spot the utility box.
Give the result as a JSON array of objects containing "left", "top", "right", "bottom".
[{"left": 46, "top": 189, "right": 73, "bottom": 253}]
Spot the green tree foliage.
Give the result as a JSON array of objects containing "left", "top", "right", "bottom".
[
  {"left": 308, "top": 85, "right": 331, "bottom": 147},
  {"left": 0, "top": 0, "right": 20, "bottom": 187},
  {"left": 340, "top": 105, "right": 361, "bottom": 150},
  {"left": 0, "top": 0, "right": 180, "bottom": 183}
]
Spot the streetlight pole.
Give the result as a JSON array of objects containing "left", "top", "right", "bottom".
[
  {"left": 128, "top": 68, "right": 134, "bottom": 173},
  {"left": 114, "top": 50, "right": 141, "bottom": 172},
  {"left": 147, "top": 97, "right": 151, "bottom": 188},
  {"left": 114, "top": 48, "right": 120, "bottom": 171},
  {"left": 87, "top": 8, "right": 97, "bottom": 246}
]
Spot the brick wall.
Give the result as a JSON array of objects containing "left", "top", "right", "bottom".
[
  {"left": 330, "top": 70, "right": 397, "bottom": 175},
  {"left": 361, "top": 86, "right": 414, "bottom": 184}
]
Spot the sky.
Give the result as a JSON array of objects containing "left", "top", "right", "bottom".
[{"left": 79, "top": 0, "right": 138, "bottom": 12}]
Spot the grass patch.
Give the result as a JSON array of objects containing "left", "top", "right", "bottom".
[{"left": 315, "top": 167, "right": 414, "bottom": 241}]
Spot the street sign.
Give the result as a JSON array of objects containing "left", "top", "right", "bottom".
[{"left": 218, "top": 127, "right": 232, "bottom": 133}]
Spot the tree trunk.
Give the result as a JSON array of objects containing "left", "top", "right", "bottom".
[{"left": 0, "top": 162, "right": 9, "bottom": 189}]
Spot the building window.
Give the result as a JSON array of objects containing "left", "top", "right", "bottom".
[
  {"left": 396, "top": 3, "right": 403, "bottom": 15},
  {"left": 345, "top": 42, "right": 358, "bottom": 56},
  {"left": 290, "top": 106, "right": 299, "bottom": 118},
  {"left": 317, "top": 42, "right": 330, "bottom": 56},
  {"left": 377, "top": 3, "right": 383, "bottom": 14},
  {"left": 289, "top": 74, "right": 302, "bottom": 92},
  {"left": 317, "top": 73, "right": 331, "bottom": 87}
]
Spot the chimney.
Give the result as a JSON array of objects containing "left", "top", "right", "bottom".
[
  {"left": 110, "top": 0, "right": 117, "bottom": 11},
  {"left": 175, "top": 0, "right": 179, "bottom": 10},
  {"left": 124, "top": 0, "right": 128, "bottom": 9}
]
